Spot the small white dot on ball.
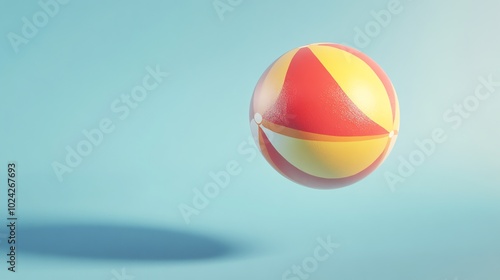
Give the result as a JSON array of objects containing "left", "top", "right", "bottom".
[{"left": 254, "top": 113, "right": 263, "bottom": 124}]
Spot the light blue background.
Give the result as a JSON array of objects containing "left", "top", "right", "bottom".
[{"left": 1, "top": 0, "right": 499, "bottom": 279}]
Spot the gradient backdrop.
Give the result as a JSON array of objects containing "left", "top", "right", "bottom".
[{"left": 1, "top": 0, "right": 499, "bottom": 279}]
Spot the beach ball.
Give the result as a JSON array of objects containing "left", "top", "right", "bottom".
[{"left": 249, "top": 43, "right": 400, "bottom": 189}]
